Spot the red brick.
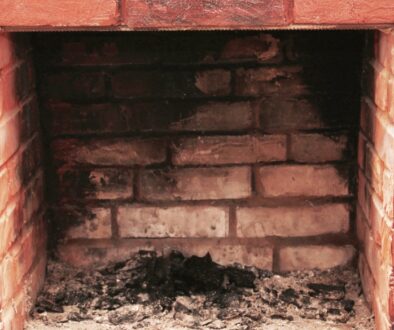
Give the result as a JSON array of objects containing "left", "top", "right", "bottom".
[
  {"left": 112, "top": 70, "right": 231, "bottom": 99},
  {"left": 0, "top": 222, "right": 38, "bottom": 304},
  {"left": 373, "top": 295, "right": 391, "bottom": 330},
  {"left": 47, "top": 101, "right": 254, "bottom": 136},
  {"left": 290, "top": 133, "right": 349, "bottom": 163},
  {"left": 57, "top": 168, "right": 134, "bottom": 201},
  {"left": 194, "top": 70, "right": 231, "bottom": 96},
  {"left": 279, "top": 245, "right": 355, "bottom": 271},
  {"left": 0, "top": 34, "right": 13, "bottom": 70},
  {"left": 369, "top": 191, "right": 392, "bottom": 252},
  {"left": 369, "top": 102, "right": 394, "bottom": 171},
  {"left": 235, "top": 66, "right": 304, "bottom": 97},
  {"left": 391, "top": 31, "right": 394, "bottom": 74},
  {"left": 364, "top": 232, "right": 393, "bottom": 316},
  {"left": 378, "top": 31, "right": 393, "bottom": 69},
  {"left": 122, "top": 0, "right": 287, "bottom": 29},
  {"left": 365, "top": 143, "right": 384, "bottom": 197},
  {"left": 372, "top": 61, "right": 390, "bottom": 111},
  {"left": 0, "top": 152, "right": 23, "bottom": 214},
  {"left": 57, "top": 240, "right": 273, "bottom": 270},
  {"left": 358, "top": 253, "right": 375, "bottom": 308},
  {"left": 1, "top": 61, "right": 35, "bottom": 120},
  {"left": 358, "top": 170, "right": 371, "bottom": 226},
  {"left": 365, "top": 225, "right": 388, "bottom": 281},
  {"left": 140, "top": 167, "right": 252, "bottom": 201},
  {"left": 0, "top": 0, "right": 118, "bottom": 27},
  {"left": 56, "top": 206, "right": 112, "bottom": 240},
  {"left": 0, "top": 111, "right": 21, "bottom": 166},
  {"left": 162, "top": 101, "right": 254, "bottom": 132},
  {"left": 383, "top": 169, "right": 394, "bottom": 219},
  {"left": 0, "top": 67, "right": 18, "bottom": 119},
  {"left": 294, "top": 0, "right": 394, "bottom": 24},
  {"left": 118, "top": 205, "right": 229, "bottom": 238},
  {"left": 0, "top": 289, "right": 25, "bottom": 329},
  {"left": 0, "top": 201, "right": 22, "bottom": 259},
  {"left": 46, "top": 102, "right": 126, "bottom": 136},
  {"left": 236, "top": 203, "right": 349, "bottom": 238},
  {"left": 172, "top": 135, "right": 286, "bottom": 165},
  {"left": 257, "top": 165, "right": 349, "bottom": 197},
  {"left": 52, "top": 138, "right": 167, "bottom": 167},
  {"left": 389, "top": 77, "right": 394, "bottom": 123},
  {"left": 220, "top": 34, "right": 281, "bottom": 63},
  {"left": 0, "top": 134, "right": 41, "bottom": 214},
  {"left": 24, "top": 253, "right": 47, "bottom": 313}
]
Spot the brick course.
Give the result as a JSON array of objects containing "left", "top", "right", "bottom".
[
  {"left": 0, "top": 0, "right": 392, "bottom": 30},
  {"left": 357, "top": 30, "right": 394, "bottom": 329},
  {"left": 35, "top": 32, "right": 361, "bottom": 278},
  {"left": 0, "top": 33, "right": 46, "bottom": 329}
]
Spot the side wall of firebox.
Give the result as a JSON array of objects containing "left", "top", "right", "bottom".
[
  {"left": 34, "top": 31, "right": 363, "bottom": 272},
  {"left": 0, "top": 33, "right": 47, "bottom": 329},
  {"left": 357, "top": 30, "right": 394, "bottom": 330}
]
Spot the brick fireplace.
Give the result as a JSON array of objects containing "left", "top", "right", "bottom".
[{"left": 0, "top": 1, "right": 393, "bottom": 329}]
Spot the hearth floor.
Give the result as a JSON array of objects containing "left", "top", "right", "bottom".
[{"left": 26, "top": 252, "right": 374, "bottom": 329}]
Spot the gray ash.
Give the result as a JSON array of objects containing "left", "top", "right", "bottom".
[{"left": 28, "top": 251, "right": 374, "bottom": 329}]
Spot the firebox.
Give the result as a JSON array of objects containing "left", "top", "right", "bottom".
[{"left": 0, "top": 2, "right": 393, "bottom": 329}]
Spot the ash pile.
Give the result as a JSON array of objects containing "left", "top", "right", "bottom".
[{"left": 29, "top": 251, "right": 374, "bottom": 329}]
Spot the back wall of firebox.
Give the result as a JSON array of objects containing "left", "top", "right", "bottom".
[{"left": 33, "top": 31, "right": 364, "bottom": 272}]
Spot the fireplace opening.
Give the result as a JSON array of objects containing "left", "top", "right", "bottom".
[{"left": 0, "top": 29, "right": 393, "bottom": 329}]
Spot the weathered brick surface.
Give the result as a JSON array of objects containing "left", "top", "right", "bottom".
[
  {"left": 35, "top": 32, "right": 362, "bottom": 276},
  {"left": 279, "top": 245, "right": 355, "bottom": 272},
  {"left": 52, "top": 138, "right": 167, "bottom": 166},
  {"left": 294, "top": 0, "right": 394, "bottom": 24},
  {"left": 290, "top": 133, "right": 349, "bottom": 163},
  {"left": 140, "top": 167, "right": 252, "bottom": 201},
  {"left": 358, "top": 133, "right": 366, "bottom": 170},
  {"left": 122, "top": 0, "right": 288, "bottom": 29},
  {"left": 57, "top": 168, "right": 134, "bottom": 200},
  {"left": 118, "top": 205, "right": 229, "bottom": 238},
  {"left": 365, "top": 143, "right": 384, "bottom": 197},
  {"left": 0, "top": 215, "right": 46, "bottom": 306},
  {"left": 46, "top": 101, "right": 254, "bottom": 136},
  {"left": 236, "top": 204, "right": 349, "bottom": 237},
  {"left": 0, "top": 60, "right": 34, "bottom": 120},
  {"left": 259, "top": 96, "right": 356, "bottom": 132},
  {"left": 58, "top": 240, "right": 274, "bottom": 270},
  {"left": 172, "top": 135, "right": 286, "bottom": 165},
  {"left": 0, "top": 0, "right": 119, "bottom": 27},
  {"left": 257, "top": 165, "right": 349, "bottom": 197},
  {"left": 357, "top": 31, "right": 394, "bottom": 328},
  {"left": 0, "top": 34, "right": 45, "bottom": 330},
  {"left": 112, "top": 69, "right": 231, "bottom": 98},
  {"left": 372, "top": 62, "right": 390, "bottom": 112},
  {"left": 235, "top": 66, "right": 304, "bottom": 97},
  {"left": 55, "top": 206, "right": 112, "bottom": 240},
  {"left": 0, "top": 34, "right": 13, "bottom": 69},
  {"left": 0, "top": 0, "right": 392, "bottom": 29},
  {"left": 383, "top": 169, "right": 394, "bottom": 219},
  {"left": 358, "top": 254, "right": 375, "bottom": 307}
]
